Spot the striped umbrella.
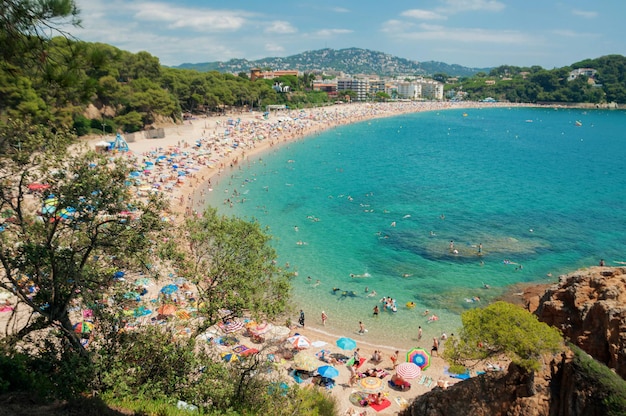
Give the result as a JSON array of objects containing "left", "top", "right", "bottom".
[
  {"left": 396, "top": 362, "right": 422, "bottom": 380},
  {"left": 287, "top": 334, "right": 311, "bottom": 350}
]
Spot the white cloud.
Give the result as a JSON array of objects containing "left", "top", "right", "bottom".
[
  {"left": 552, "top": 29, "right": 600, "bottom": 38},
  {"left": 389, "top": 24, "right": 533, "bottom": 45},
  {"left": 571, "top": 9, "right": 598, "bottom": 19},
  {"left": 313, "top": 29, "right": 353, "bottom": 37},
  {"left": 265, "top": 43, "right": 286, "bottom": 53},
  {"left": 265, "top": 21, "right": 297, "bottom": 34},
  {"left": 130, "top": 2, "right": 253, "bottom": 32},
  {"left": 401, "top": 9, "right": 446, "bottom": 20},
  {"left": 440, "top": 0, "right": 505, "bottom": 13}
]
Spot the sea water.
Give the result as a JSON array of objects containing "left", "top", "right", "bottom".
[{"left": 205, "top": 107, "right": 626, "bottom": 348}]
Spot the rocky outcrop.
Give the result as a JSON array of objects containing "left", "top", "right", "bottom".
[
  {"left": 533, "top": 267, "right": 626, "bottom": 379},
  {"left": 401, "top": 352, "right": 615, "bottom": 416}
]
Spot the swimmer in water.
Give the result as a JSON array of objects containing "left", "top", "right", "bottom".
[
  {"left": 402, "top": 273, "right": 412, "bottom": 278},
  {"left": 367, "top": 290, "right": 377, "bottom": 297}
]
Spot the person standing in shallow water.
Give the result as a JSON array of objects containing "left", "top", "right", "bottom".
[
  {"left": 299, "top": 310, "right": 305, "bottom": 327},
  {"left": 321, "top": 310, "right": 328, "bottom": 326}
]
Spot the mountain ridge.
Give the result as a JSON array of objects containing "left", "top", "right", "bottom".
[{"left": 173, "top": 47, "right": 490, "bottom": 77}]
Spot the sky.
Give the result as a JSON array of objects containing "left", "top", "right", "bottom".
[{"left": 67, "top": 0, "right": 625, "bottom": 69}]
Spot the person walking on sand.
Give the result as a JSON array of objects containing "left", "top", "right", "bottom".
[
  {"left": 431, "top": 337, "right": 439, "bottom": 357},
  {"left": 321, "top": 310, "right": 328, "bottom": 326},
  {"left": 299, "top": 310, "right": 305, "bottom": 327}
]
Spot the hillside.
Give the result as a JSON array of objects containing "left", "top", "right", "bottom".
[{"left": 173, "top": 47, "right": 489, "bottom": 77}]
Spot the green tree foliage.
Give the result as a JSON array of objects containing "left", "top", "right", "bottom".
[
  {"left": 167, "top": 207, "right": 292, "bottom": 334},
  {"left": 0, "top": 118, "right": 166, "bottom": 354},
  {"left": 0, "top": 0, "right": 80, "bottom": 67},
  {"left": 443, "top": 301, "right": 563, "bottom": 372}
]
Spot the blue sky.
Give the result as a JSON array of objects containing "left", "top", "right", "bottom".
[{"left": 68, "top": 0, "right": 625, "bottom": 69}]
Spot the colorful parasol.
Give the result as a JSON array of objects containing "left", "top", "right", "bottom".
[
  {"left": 406, "top": 347, "right": 431, "bottom": 370},
  {"left": 287, "top": 334, "right": 311, "bottom": 350},
  {"left": 293, "top": 353, "right": 318, "bottom": 371},
  {"left": 357, "top": 376, "right": 385, "bottom": 394},
  {"left": 396, "top": 362, "right": 422, "bottom": 380},
  {"left": 73, "top": 321, "right": 94, "bottom": 334},
  {"left": 157, "top": 304, "right": 177, "bottom": 316}
]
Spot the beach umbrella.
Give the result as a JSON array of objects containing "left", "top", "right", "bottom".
[
  {"left": 293, "top": 353, "right": 318, "bottom": 372},
  {"left": 357, "top": 376, "right": 385, "bottom": 394},
  {"left": 157, "top": 304, "right": 177, "bottom": 316},
  {"left": 317, "top": 365, "right": 339, "bottom": 379},
  {"left": 73, "top": 321, "right": 94, "bottom": 334},
  {"left": 396, "top": 362, "right": 422, "bottom": 380},
  {"left": 335, "top": 337, "right": 357, "bottom": 350},
  {"left": 133, "top": 306, "right": 152, "bottom": 317},
  {"left": 160, "top": 284, "right": 179, "bottom": 295},
  {"left": 28, "top": 183, "right": 50, "bottom": 192},
  {"left": 287, "top": 334, "right": 311, "bottom": 350},
  {"left": 123, "top": 291, "right": 140, "bottom": 300},
  {"left": 407, "top": 347, "right": 431, "bottom": 370},
  {"left": 223, "top": 320, "right": 244, "bottom": 333},
  {"left": 221, "top": 352, "right": 238, "bottom": 363}
]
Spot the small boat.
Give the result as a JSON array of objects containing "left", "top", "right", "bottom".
[{"left": 575, "top": 120, "right": 582, "bottom": 126}]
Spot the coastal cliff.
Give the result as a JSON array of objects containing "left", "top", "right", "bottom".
[{"left": 531, "top": 266, "right": 626, "bottom": 379}]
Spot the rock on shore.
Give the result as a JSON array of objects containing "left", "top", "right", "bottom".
[{"left": 533, "top": 266, "right": 626, "bottom": 379}]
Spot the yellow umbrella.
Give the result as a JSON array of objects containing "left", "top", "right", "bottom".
[{"left": 293, "top": 353, "right": 318, "bottom": 372}]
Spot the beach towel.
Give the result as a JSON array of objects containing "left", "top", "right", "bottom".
[
  {"left": 394, "top": 396, "right": 409, "bottom": 410},
  {"left": 369, "top": 398, "right": 391, "bottom": 412},
  {"left": 232, "top": 345, "right": 249, "bottom": 354},
  {"left": 347, "top": 357, "right": 367, "bottom": 368}
]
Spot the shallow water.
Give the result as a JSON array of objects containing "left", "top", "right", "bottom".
[{"left": 205, "top": 107, "right": 626, "bottom": 348}]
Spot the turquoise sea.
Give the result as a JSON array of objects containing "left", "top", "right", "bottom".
[{"left": 204, "top": 106, "right": 626, "bottom": 348}]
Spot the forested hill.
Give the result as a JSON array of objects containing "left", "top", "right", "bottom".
[{"left": 174, "top": 47, "right": 490, "bottom": 77}]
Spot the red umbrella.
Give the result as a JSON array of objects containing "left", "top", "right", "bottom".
[
  {"left": 28, "top": 183, "right": 50, "bottom": 192},
  {"left": 396, "top": 362, "right": 421, "bottom": 380}
]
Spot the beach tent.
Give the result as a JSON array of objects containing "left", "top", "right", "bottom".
[{"left": 111, "top": 133, "right": 129, "bottom": 152}]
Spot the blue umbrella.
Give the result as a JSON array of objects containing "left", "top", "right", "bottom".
[
  {"left": 336, "top": 337, "right": 357, "bottom": 350},
  {"left": 317, "top": 365, "right": 339, "bottom": 379},
  {"left": 160, "top": 284, "right": 178, "bottom": 295}
]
